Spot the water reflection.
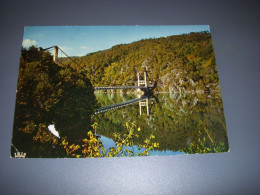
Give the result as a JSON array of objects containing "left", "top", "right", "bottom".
[
  {"left": 12, "top": 87, "right": 228, "bottom": 157},
  {"left": 93, "top": 92, "right": 228, "bottom": 155},
  {"left": 94, "top": 96, "right": 154, "bottom": 116},
  {"left": 98, "top": 134, "right": 185, "bottom": 156}
]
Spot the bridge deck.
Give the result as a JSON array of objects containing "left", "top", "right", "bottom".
[
  {"left": 94, "top": 85, "right": 154, "bottom": 90},
  {"left": 94, "top": 97, "right": 147, "bottom": 114}
]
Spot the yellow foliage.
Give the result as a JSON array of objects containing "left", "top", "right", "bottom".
[{"left": 61, "top": 122, "right": 159, "bottom": 158}]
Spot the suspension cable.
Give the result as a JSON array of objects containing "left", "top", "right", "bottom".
[{"left": 46, "top": 46, "right": 137, "bottom": 87}]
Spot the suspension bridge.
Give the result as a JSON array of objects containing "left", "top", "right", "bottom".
[
  {"left": 94, "top": 96, "right": 152, "bottom": 115},
  {"left": 94, "top": 71, "right": 154, "bottom": 91},
  {"left": 43, "top": 46, "right": 156, "bottom": 115},
  {"left": 43, "top": 45, "right": 155, "bottom": 91}
]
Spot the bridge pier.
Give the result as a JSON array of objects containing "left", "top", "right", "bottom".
[
  {"left": 139, "top": 98, "right": 149, "bottom": 116},
  {"left": 137, "top": 71, "right": 148, "bottom": 88}
]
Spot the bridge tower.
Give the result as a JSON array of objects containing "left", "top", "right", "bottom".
[
  {"left": 137, "top": 71, "right": 148, "bottom": 88},
  {"left": 139, "top": 98, "right": 149, "bottom": 115},
  {"left": 53, "top": 46, "right": 58, "bottom": 63}
]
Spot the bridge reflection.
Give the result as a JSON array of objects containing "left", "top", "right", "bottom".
[{"left": 94, "top": 96, "right": 154, "bottom": 115}]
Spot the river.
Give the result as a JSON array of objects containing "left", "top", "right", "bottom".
[
  {"left": 92, "top": 92, "right": 228, "bottom": 156},
  {"left": 11, "top": 89, "right": 228, "bottom": 158}
]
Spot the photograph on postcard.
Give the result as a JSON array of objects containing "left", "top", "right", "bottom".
[{"left": 11, "top": 25, "right": 229, "bottom": 158}]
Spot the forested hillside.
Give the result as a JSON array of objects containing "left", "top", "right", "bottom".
[
  {"left": 63, "top": 31, "right": 220, "bottom": 94},
  {"left": 12, "top": 47, "right": 97, "bottom": 157}
]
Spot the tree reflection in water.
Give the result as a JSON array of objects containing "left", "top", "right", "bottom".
[
  {"left": 93, "top": 92, "right": 228, "bottom": 155},
  {"left": 12, "top": 83, "right": 228, "bottom": 158}
]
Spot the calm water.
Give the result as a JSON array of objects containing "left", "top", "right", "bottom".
[
  {"left": 92, "top": 92, "right": 228, "bottom": 156},
  {"left": 11, "top": 90, "right": 228, "bottom": 158}
]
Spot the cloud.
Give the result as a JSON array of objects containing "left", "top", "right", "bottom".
[{"left": 22, "top": 39, "right": 36, "bottom": 47}]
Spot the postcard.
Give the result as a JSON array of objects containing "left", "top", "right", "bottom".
[{"left": 11, "top": 25, "right": 229, "bottom": 158}]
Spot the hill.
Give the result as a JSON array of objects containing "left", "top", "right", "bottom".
[{"left": 62, "top": 31, "right": 220, "bottom": 94}]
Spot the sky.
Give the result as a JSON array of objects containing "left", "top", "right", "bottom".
[{"left": 22, "top": 25, "right": 210, "bottom": 57}]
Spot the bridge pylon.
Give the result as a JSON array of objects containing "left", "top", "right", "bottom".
[
  {"left": 137, "top": 71, "right": 148, "bottom": 88},
  {"left": 139, "top": 98, "right": 149, "bottom": 115},
  {"left": 53, "top": 46, "right": 58, "bottom": 63}
]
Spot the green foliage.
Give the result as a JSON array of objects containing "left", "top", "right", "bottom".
[
  {"left": 12, "top": 46, "right": 97, "bottom": 157},
  {"left": 61, "top": 32, "right": 219, "bottom": 94},
  {"left": 181, "top": 131, "right": 226, "bottom": 154},
  {"left": 21, "top": 46, "right": 52, "bottom": 63},
  {"left": 33, "top": 124, "right": 58, "bottom": 145}
]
